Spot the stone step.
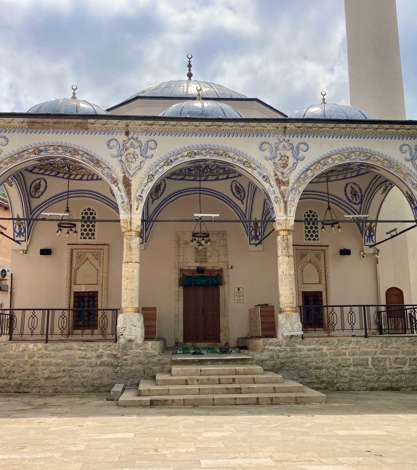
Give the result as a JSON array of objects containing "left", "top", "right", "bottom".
[
  {"left": 171, "top": 364, "right": 264, "bottom": 377},
  {"left": 171, "top": 353, "right": 254, "bottom": 365},
  {"left": 156, "top": 371, "right": 283, "bottom": 386},
  {"left": 138, "top": 379, "right": 304, "bottom": 396},
  {"left": 118, "top": 387, "right": 326, "bottom": 407}
]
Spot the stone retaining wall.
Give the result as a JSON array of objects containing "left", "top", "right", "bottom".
[
  {"left": 248, "top": 336, "right": 417, "bottom": 391},
  {"left": 0, "top": 341, "right": 171, "bottom": 393},
  {"left": 0, "top": 336, "right": 416, "bottom": 393}
]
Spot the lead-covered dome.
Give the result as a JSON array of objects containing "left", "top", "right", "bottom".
[
  {"left": 293, "top": 92, "right": 369, "bottom": 120},
  {"left": 160, "top": 99, "right": 242, "bottom": 118},
  {"left": 131, "top": 79, "right": 246, "bottom": 99},
  {"left": 27, "top": 86, "right": 107, "bottom": 115}
]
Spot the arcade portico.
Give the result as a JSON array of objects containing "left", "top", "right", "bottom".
[{"left": 0, "top": 0, "right": 416, "bottom": 398}]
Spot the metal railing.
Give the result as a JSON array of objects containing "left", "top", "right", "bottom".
[
  {"left": 0, "top": 308, "right": 118, "bottom": 342},
  {"left": 299, "top": 304, "right": 417, "bottom": 337}
]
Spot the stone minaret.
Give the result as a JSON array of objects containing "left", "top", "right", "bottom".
[{"left": 345, "top": 0, "right": 406, "bottom": 120}]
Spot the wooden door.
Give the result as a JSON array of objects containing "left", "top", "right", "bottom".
[
  {"left": 183, "top": 286, "right": 220, "bottom": 343},
  {"left": 302, "top": 291, "right": 324, "bottom": 329},
  {"left": 385, "top": 287, "right": 406, "bottom": 333}
]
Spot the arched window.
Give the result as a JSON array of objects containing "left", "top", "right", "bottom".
[
  {"left": 80, "top": 207, "right": 97, "bottom": 241},
  {"left": 304, "top": 209, "right": 319, "bottom": 242}
]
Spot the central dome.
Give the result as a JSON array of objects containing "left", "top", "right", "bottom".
[
  {"left": 160, "top": 100, "right": 242, "bottom": 119},
  {"left": 130, "top": 80, "right": 246, "bottom": 99}
]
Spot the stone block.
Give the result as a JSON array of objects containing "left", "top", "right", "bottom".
[
  {"left": 183, "top": 396, "right": 213, "bottom": 406},
  {"left": 110, "top": 383, "right": 125, "bottom": 401},
  {"left": 272, "top": 395, "right": 296, "bottom": 405},
  {"left": 235, "top": 365, "right": 263, "bottom": 375},
  {"left": 171, "top": 366, "right": 200, "bottom": 376},
  {"left": 235, "top": 395, "right": 257, "bottom": 405},
  {"left": 352, "top": 357, "right": 370, "bottom": 367},
  {"left": 201, "top": 366, "right": 235, "bottom": 376},
  {"left": 213, "top": 395, "right": 236, "bottom": 405}
]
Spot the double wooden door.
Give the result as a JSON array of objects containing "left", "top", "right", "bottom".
[{"left": 183, "top": 285, "right": 220, "bottom": 343}]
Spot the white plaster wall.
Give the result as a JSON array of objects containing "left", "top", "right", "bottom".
[
  {"left": 11, "top": 199, "right": 122, "bottom": 309},
  {"left": 376, "top": 187, "right": 416, "bottom": 304},
  {"left": 294, "top": 200, "right": 378, "bottom": 306}
]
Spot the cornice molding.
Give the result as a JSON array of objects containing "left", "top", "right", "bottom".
[{"left": 0, "top": 118, "right": 416, "bottom": 140}]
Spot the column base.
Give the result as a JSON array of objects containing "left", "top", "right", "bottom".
[
  {"left": 117, "top": 312, "right": 144, "bottom": 345},
  {"left": 278, "top": 312, "right": 303, "bottom": 337}
]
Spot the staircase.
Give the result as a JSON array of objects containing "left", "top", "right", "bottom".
[{"left": 118, "top": 353, "right": 326, "bottom": 407}]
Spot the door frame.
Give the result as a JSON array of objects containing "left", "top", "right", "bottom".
[
  {"left": 182, "top": 283, "right": 221, "bottom": 343},
  {"left": 295, "top": 246, "right": 329, "bottom": 330},
  {"left": 385, "top": 286, "right": 406, "bottom": 333},
  {"left": 178, "top": 267, "right": 226, "bottom": 344},
  {"left": 66, "top": 244, "right": 109, "bottom": 331}
]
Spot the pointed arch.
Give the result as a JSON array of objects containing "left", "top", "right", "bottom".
[
  {"left": 0, "top": 142, "right": 130, "bottom": 218},
  {"left": 135, "top": 144, "right": 282, "bottom": 226},
  {"left": 287, "top": 147, "right": 417, "bottom": 218}
]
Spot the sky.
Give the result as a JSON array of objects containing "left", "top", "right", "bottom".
[{"left": 0, "top": 0, "right": 416, "bottom": 118}]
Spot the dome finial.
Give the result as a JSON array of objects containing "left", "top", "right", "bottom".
[
  {"left": 196, "top": 86, "right": 203, "bottom": 101},
  {"left": 71, "top": 84, "right": 78, "bottom": 99},
  {"left": 186, "top": 54, "right": 193, "bottom": 80},
  {"left": 321, "top": 90, "right": 327, "bottom": 117}
]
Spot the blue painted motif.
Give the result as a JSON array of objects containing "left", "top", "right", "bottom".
[
  {"left": 166, "top": 162, "right": 239, "bottom": 181},
  {"left": 344, "top": 182, "right": 363, "bottom": 205},
  {"left": 400, "top": 143, "right": 417, "bottom": 171},
  {"left": 230, "top": 180, "right": 246, "bottom": 203},
  {"left": 150, "top": 179, "right": 166, "bottom": 202},
  {"left": 29, "top": 178, "right": 47, "bottom": 199}
]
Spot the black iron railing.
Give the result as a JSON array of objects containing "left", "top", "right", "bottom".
[
  {"left": 0, "top": 308, "right": 118, "bottom": 343},
  {"left": 299, "top": 304, "right": 417, "bottom": 337}
]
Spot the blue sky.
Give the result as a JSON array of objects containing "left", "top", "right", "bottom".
[{"left": 0, "top": 0, "right": 415, "bottom": 118}]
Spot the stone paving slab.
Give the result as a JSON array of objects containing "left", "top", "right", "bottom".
[{"left": 0, "top": 392, "right": 416, "bottom": 469}]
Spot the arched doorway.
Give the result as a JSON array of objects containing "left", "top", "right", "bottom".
[
  {"left": 385, "top": 287, "right": 406, "bottom": 334},
  {"left": 138, "top": 158, "right": 277, "bottom": 346},
  {"left": 289, "top": 155, "right": 416, "bottom": 335},
  {"left": 0, "top": 149, "right": 124, "bottom": 341}
]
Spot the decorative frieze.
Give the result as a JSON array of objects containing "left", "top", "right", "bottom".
[
  {"left": 0, "top": 135, "right": 9, "bottom": 155},
  {"left": 107, "top": 135, "right": 158, "bottom": 177},
  {"left": 400, "top": 143, "right": 417, "bottom": 171}
]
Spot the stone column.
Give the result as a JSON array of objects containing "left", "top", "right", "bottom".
[
  {"left": 276, "top": 219, "right": 303, "bottom": 337},
  {"left": 117, "top": 226, "right": 144, "bottom": 344}
]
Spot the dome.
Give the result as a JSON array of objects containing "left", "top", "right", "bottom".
[
  {"left": 160, "top": 99, "right": 243, "bottom": 119},
  {"left": 27, "top": 86, "right": 107, "bottom": 115},
  {"left": 131, "top": 80, "right": 246, "bottom": 99},
  {"left": 293, "top": 92, "right": 369, "bottom": 120}
]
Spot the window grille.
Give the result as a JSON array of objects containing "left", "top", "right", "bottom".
[
  {"left": 80, "top": 207, "right": 97, "bottom": 241},
  {"left": 304, "top": 209, "right": 319, "bottom": 242}
]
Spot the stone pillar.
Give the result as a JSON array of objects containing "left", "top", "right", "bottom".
[
  {"left": 117, "top": 227, "right": 144, "bottom": 344},
  {"left": 276, "top": 219, "right": 303, "bottom": 337}
]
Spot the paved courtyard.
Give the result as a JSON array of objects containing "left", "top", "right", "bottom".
[{"left": 0, "top": 392, "right": 415, "bottom": 469}]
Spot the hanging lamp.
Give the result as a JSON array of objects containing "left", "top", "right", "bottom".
[
  {"left": 191, "top": 165, "right": 211, "bottom": 250},
  {"left": 56, "top": 164, "right": 77, "bottom": 237},
  {"left": 321, "top": 173, "right": 341, "bottom": 232}
]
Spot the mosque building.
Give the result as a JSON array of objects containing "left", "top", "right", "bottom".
[{"left": 0, "top": 0, "right": 416, "bottom": 401}]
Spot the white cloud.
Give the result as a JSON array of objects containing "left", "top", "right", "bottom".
[{"left": 0, "top": 0, "right": 414, "bottom": 117}]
